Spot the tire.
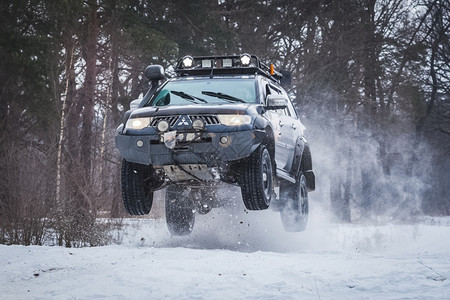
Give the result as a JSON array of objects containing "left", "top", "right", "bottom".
[
  {"left": 191, "top": 188, "right": 215, "bottom": 215},
  {"left": 279, "top": 173, "right": 309, "bottom": 232},
  {"left": 121, "top": 159, "right": 153, "bottom": 215},
  {"left": 240, "top": 145, "right": 273, "bottom": 210},
  {"left": 165, "top": 185, "right": 195, "bottom": 236}
]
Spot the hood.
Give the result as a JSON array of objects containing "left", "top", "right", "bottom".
[{"left": 130, "top": 104, "right": 253, "bottom": 118}]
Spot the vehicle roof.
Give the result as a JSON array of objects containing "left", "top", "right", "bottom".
[
  {"left": 168, "top": 74, "right": 258, "bottom": 81},
  {"left": 175, "top": 54, "right": 283, "bottom": 84}
]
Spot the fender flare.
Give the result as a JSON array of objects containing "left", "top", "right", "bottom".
[
  {"left": 291, "top": 137, "right": 305, "bottom": 179},
  {"left": 292, "top": 137, "right": 315, "bottom": 192},
  {"left": 254, "top": 115, "right": 276, "bottom": 166}
]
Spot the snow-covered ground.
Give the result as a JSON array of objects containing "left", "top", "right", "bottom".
[{"left": 2, "top": 202, "right": 450, "bottom": 299}]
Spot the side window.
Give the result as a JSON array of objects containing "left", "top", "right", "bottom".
[
  {"left": 267, "top": 86, "right": 287, "bottom": 116},
  {"left": 286, "top": 99, "right": 298, "bottom": 119},
  {"left": 265, "top": 85, "right": 271, "bottom": 99},
  {"left": 268, "top": 84, "right": 282, "bottom": 95},
  {"left": 276, "top": 86, "right": 297, "bottom": 119}
]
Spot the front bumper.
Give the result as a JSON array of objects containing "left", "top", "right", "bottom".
[{"left": 115, "top": 129, "right": 265, "bottom": 166}]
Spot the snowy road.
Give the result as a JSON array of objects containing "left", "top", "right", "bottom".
[{"left": 2, "top": 206, "right": 450, "bottom": 299}]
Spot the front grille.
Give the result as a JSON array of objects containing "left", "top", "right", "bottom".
[
  {"left": 150, "top": 115, "right": 219, "bottom": 127},
  {"left": 150, "top": 116, "right": 178, "bottom": 127},
  {"left": 189, "top": 115, "right": 220, "bottom": 125}
]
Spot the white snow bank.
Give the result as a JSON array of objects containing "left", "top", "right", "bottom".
[{"left": 1, "top": 206, "right": 450, "bottom": 299}]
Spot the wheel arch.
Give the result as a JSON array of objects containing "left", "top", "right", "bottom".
[
  {"left": 300, "top": 144, "right": 315, "bottom": 192},
  {"left": 291, "top": 140, "right": 315, "bottom": 192},
  {"left": 262, "top": 126, "right": 276, "bottom": 171}
]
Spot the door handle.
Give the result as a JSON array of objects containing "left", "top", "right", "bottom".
[{"left": 291, "top": 124, "right": 297, "bottom": 130}]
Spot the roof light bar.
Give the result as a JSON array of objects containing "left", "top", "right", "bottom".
[
  {"left": 240, "top": 53, "right": 251, "bottom": 66},
  {"left": 201, "top": 59, "right": 212, "bottom": 68},
  {"left": 223, "top": 58, "right": 232, "bottom": 68},
  {"left": 182, "top": 56, "right": 194, "bottom": 68},
  {"left": 174, "top": 54, "right": 284, "bottom": 84}
]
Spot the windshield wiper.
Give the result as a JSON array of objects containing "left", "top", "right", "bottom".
[
  {"left": 201, "top": 91, "right": 247, "bottom": 103},
  {"left": 171, "top": 90, "right": 208, "bottom": 104}
]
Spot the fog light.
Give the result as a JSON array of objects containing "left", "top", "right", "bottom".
[
  {"left": 157, "top": 120, "right": 170, "bottom": 132},
  {"left": 192, "top": 118, "right": 205, "bottom": 130},
  {"left": 220, "top": 136, "right": 229, "bottom": 144},
  {"left": 186, "top": 133, "right": 196, "bottom": 141},
  {"left": 136, "top": 140, "right": 144, "bottom": 147}
]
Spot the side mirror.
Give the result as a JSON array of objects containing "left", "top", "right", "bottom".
[
  {"left": 144, "top": 65, "right": 165, "bottom": 81},
  {"left": 266, "top": 94, "right": 288, "bottom": 110},
  {"left": 130, "top": 99, "right": 140, "bottom": 110},
  {"left": 280, "top": 70, "right": 291, "bottom": 87}
]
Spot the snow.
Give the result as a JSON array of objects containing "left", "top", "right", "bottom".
[{"left": 1, "top": 205, "right": 450, "bottom": 299}]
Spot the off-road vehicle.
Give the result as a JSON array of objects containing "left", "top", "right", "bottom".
[{"left": 116, "top": 54, "right": 315, "bottom": 235}]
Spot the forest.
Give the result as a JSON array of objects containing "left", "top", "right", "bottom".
[{"left": 0, "top": 0, "right": 449, "bottom": 246}]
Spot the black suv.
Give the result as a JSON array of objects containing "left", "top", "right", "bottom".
[{"left": 116, "top": 54, "right": 315, "bottom": 235}]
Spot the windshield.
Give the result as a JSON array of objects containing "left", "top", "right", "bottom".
[{"left": 148, "top": 78, "right": 257, "bottom": 106}]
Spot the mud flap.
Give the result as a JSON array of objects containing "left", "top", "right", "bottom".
[{"left": 304, "top": 170, "right": 315, "bottom": 192}]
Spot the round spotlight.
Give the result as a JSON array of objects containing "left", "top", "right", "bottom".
[
  {"left": 192, "top": 118, "right": 205, "bottom": 131},
  {"left": 186, "top": 133, "right": 196, "bottom": 141},
  {"left": 136, "top": 140, "right": 144, "bottom": 147},
  {"left": 157, "top": 120, "right": 170, "bottom": 132},
  {"left": 182, "top": 56, "right": 194, "bottom": 68},
  {"left": 220, "top": 136, "right": 229, "bottom": 144},
  {"left": 240, "top": 53, "right": 251, "bottom": 66}
]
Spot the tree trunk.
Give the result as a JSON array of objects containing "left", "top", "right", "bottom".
[
  {"left": 56, "top": 41, "right": 75, "bottom": 208},
  {"left": 362, "top": 0, "right": 377, "bottom": 119},
  {"left": 80, "top": 1, "right": 99, "bottom": 183},
  {"left": 108, "top": 23, "right": 124, "bottom": 218}
]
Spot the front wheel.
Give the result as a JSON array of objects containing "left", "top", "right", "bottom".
[
  {"left": 279, "top": 173, "right": 309, "bottom": 232},
  {"left": 165, "top": 185, "right": 195, "bottom": 236},
  {"left": 121, "top": 159, "right": 153, "bottom": 215},
  {"left": 240, "top": 145, "right": 273, "bottom": 210}
]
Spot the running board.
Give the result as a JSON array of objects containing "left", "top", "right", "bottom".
[{"left": 276, "top": 169, "right": 296, "bottom": 183}]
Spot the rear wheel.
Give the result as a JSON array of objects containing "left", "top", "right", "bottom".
[
  {"left": 279, "top": 173, "right": 308, "bottom": 232},
  {"left": 165, "top": 185, "right": 195, "bottom": 236},
  {"left": 121, "top": 159, "right": 153, "bottom": 215},
  {"left": 240, "top": 145, "right": 273, "bottom": 210},
  {"left": 191, "top": 187, "right": 215, "bottom": 215}
]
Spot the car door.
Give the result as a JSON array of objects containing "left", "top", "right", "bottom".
[
  {"left": 282, "top": 95, "right": 303, "bottom": 173},
  {"left": 276, "top": 94, "right": 298, "bottom": 173},
  {"left": 264, "top": 84, "right": 294, "bottom": 172}
]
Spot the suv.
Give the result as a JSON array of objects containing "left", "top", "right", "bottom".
[{"left": 116, "top": 54, "right": 315, "bottom": 235}]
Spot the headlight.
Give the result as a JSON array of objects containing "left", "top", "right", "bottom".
[
  {"left": 125, "top": 117, "right": 151, "bottom": 130},
  {"left": 217, "top": 114, "right": 252, "bottom": 126}
]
